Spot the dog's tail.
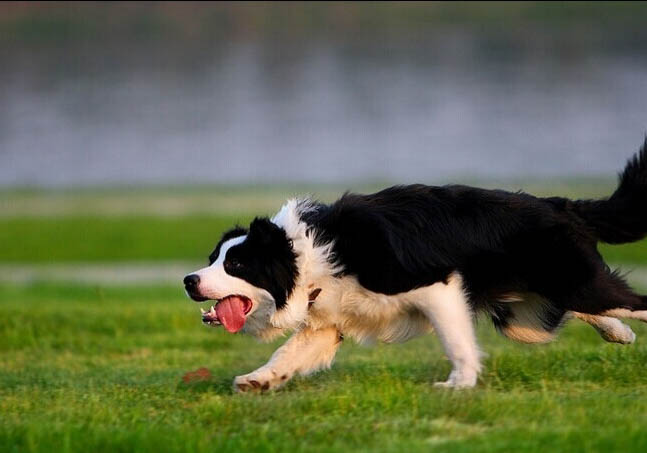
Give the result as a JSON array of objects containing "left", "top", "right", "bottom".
[{"left": 573, "top": 137, "right": 647, "bottom": 244}]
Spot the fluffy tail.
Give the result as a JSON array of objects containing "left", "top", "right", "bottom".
[{"left": 574, "top": 137, "right": 647, "bottom": 244}]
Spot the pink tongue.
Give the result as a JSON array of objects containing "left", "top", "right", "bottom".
[{"left": 215, "top": 297, "right": 247, "bottom": 333}]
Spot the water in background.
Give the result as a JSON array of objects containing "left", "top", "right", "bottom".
[{"left": 2, "top": 37, "right": 647, "bottom": 187}]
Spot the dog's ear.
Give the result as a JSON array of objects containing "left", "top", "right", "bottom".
[
  {"left": 222, "top": 226, "right": 248, "bottom": 241},
  {"left": 247, "top": 216, "right": 299, "bottom": 308}
]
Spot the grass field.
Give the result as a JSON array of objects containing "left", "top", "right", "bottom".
[{"left": 2, "top": 186, "right": 647, "bottom": 452}]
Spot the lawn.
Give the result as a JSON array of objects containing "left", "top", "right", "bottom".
[
  {"left": 2, "top": 186, "right": 647, "bottom": 452},
  {"left": 3, "top": 283, "right": 647, "bottom": 452}
]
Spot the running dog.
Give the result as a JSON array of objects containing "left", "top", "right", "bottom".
[{"left": 184, "top": 139, "right": 647, "bottom": 391}]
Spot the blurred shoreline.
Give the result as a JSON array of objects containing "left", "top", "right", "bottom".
[
  {"left": 2, "top": 2, "right": 646, "bottom": 188},
  {"left": 2, "top": 2, "right": 647, "bottom": 49}
]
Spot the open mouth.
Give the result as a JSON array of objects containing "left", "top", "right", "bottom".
[{"left": 200, "top": 295, "right": 253, "bottom": 333}]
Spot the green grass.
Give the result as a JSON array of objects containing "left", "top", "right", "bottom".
[
  {"left": 0, "top": 216, "right": 248, "bottom": 263},
  {"left": 2, "top": 282, "right": 647, "bottom": 452}
]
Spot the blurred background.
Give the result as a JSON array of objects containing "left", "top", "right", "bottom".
[
  {"left": 2, "top": 1, "right": 647, "bottom": 187},
  {"left": 2, "top": 1, "right": 647, "bottom": 278}
]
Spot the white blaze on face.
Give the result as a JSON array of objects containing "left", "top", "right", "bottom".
[
  {"left": 187, "top": 235, "right": 275, "bottom": 329},
  {"left": 194, "top": 235, "right": 247, "bottom": 299}
]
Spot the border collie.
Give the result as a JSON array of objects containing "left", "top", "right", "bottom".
[{"left": 184, "top": 139, "right": 647, "bottom": 391}]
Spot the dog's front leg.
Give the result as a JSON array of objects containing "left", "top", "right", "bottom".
[
  {"left": 234, "top": 326, "right": 342, "bottom": 393},
  {"left": 417, "top": 273, "right": 481, "bottom": 389}
]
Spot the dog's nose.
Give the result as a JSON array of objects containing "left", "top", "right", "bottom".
[{"left": 184, "top": 274, "right": 200, "bottom": 289}]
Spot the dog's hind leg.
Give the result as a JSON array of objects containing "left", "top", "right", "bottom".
[
  {"left": 490, "top": 294, "right": 566, "bottom": 344},
  {"left": 565, "top": 268, "right": 647, "bottom": 321},
  {"left": 233, "top": 326, "right": 342, "bottom": 393},
  {"left": 601, "top": 308, "right": 647, "bottom": 323},
  {"left": 415, "top": 272, "right": 481, "bottom": 389},
  {"left": 572, "top": 312, "right": 636, "bottom": 344},
  {"left": 489, "top": 295, "right": 636, "bottom": 344},
  {"left": 557, "top": 268, "right": 647, "bottom": 337}
]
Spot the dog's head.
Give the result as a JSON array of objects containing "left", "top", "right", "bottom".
[{"left": 183, "top": 217, "right": 299, "bottom": 335}]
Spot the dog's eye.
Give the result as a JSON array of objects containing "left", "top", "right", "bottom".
[{"left": 225, "top": 259, "right": 243, "bottom": 270}]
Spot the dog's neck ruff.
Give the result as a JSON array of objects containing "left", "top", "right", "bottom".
[{"left": 270, "top": 198, "right": 340, "bottom": 330}]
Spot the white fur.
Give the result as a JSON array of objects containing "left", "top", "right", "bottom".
[
  {"left": 233, "top": 327, "right": 342, "bottom": 392},
  {"left": 413, "top": 273, "right": 481, "bottom": 388},
  {"left": 233, "top": 268, "right": 481, "bottom": 389},
  {"left": 572, "top": 312, "right": 636, "bottom": 344},
  {"left": 270, "top": 199, "right": 342, "bottom": 331}
]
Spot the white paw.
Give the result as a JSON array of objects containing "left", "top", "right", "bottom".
[
  {"left": 625, "top": 329, "right": 637, "bottom": 344},
  {"left": 597, "top": 323, "right": 636, "bottom": 345},
  {"left": 233, "top": 368, "right": 291, "bottom": 393},
  {"left": 433, "top": 368, "right": 477, "bottom": 389}
]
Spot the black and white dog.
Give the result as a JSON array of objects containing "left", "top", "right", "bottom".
[{"left": 184, "top": 139, "right": 647, "bottom": 391}]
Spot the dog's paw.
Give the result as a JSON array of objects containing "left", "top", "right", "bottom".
[
  {"left": 597, "top": 322, "right": 636, "bottom": 345},
  {"left": 433, "top": 368, "right": 477, "bottom": 389},
  {"left": 233, "top": 369, "right": 291, "bottom": 393}
]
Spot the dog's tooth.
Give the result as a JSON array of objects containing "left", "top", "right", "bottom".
[
  {"left": 200, "top": 308, "right": 206, "bottom": 314},
  {"left": 210, "top": 306, "right": 216, "bottom": 315}
]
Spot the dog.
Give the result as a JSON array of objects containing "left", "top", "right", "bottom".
[{"left": 184, "top": 138, "right": 647, "bottom": 391}]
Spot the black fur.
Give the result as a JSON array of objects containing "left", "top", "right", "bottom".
[
  {"left": 222, "top": 218, "right": 298, "bottom": 310},
  {"left": 573, "top": 137, "right": 647, "bottom": 244},
  {"left": 301, "top": 140, "right": 647, "bottom": 332}
]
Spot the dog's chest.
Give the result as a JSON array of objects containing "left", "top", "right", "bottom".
[{"left": 307, "top": 276, "right": 433, "bottom": 344}]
